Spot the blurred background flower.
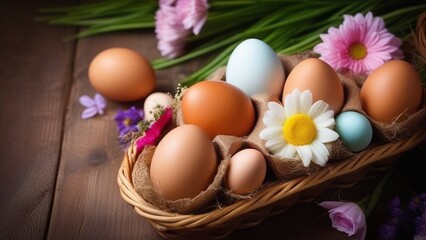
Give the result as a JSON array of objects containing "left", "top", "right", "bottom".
[
  {"left": 155, "top": 3, "right": 189, "bottom": 58},
  {"left": 79, "top": 93, "right": 106, "bottom": 119},
  {"left": 379, "top": 193, "right": 426, "bottom": 240},
  {"left": 320, "top": 201, "right": 367, "bottom": 240},
  {"left": 155, "top": 0, "right": 208, "bottom": 58},
  {"left": 114, "top": 106, "right": 144, "bottom": 136},
  {"left": 38, "top": 0, "right": 426, "bottom": 86}
]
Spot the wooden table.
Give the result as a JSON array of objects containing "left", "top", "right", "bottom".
[{"left": 1, "top": 1, "right": 425, "bottom": 239}]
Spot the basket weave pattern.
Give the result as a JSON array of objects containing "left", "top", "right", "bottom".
[{"left": 118, "top": 128, "right": 426, "bottom": 239}]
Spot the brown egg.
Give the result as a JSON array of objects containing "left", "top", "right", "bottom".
[
  {"left": 360, "top": 60, "right": 422, "bottom": 123},
  {"left": 88, "top": 48, "right": 156, "bottom": 101},
  {"left": 182, "top": 80, "right": 256, "bottom": 139},
  {"left": 282, "top": 58, "right": 344, "bottom": 114},
  {"left": 225, "top": 148, "right": 266, "bottom": 195},
  {"left": 150, "top": 124, "right": 217, "bottom": 201}
]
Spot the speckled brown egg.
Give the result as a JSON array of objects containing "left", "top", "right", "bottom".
[{"left": 360, "top": 60, "right": 422, "bottom": 123}]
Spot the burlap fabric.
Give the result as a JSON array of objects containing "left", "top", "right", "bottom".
[{"left": 132, "top": 52, "right": 425, "bottom": 213}]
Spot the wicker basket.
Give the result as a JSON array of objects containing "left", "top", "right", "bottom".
[{"left": 117, "top": 128, "right": 426, "bottom": 239}]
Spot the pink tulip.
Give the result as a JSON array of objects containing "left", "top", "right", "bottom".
[{"left": 320, "top": 201, "right": 367, "bottom": 240}]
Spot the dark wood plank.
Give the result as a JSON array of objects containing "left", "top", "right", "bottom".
[
  {"left": 44, "top": 28, "right": 348, "bottom": 239},
  {"left": 37, "top": 4, "right": 426, "bottom": 240},
  {"left": 46, "top": 31, "right": 207, "bottom": 240},
  {"left": 0, "top": 1, "right": 76, "bottom": 239}
]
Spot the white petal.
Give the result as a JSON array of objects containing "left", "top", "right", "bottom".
[
  {"left": 308, "top": 100, "right": 329, "bottom": 119},
  {"left": 317, "top": 128, "right": 339, "bottom": 143},
  {"left": 310, "top": 140, "right": 329, "bottom": 166},
  {"left": 299, "top": 90, "right": 313, "bottom": 114},
  {"left": 267, "top": 101, "right": 286, "bottom": 119},
  {"left": 265, "top": 137, "right": 286, "bottom": 153},
  {"left": 284, "top": 89, "right": 300, "bottom": 116},
  {"left": 296, "top": 145, "right": 312, "bottom": 167},
  {"left": 277, "top": 144, "right": 297, "bottom": 159},
  {"left": 259, "top": 126, "right": 282, "bottom": 140},
  {"left": 263, "top": 112, "right": 275, "bottom": 125},
  {"left": 314, "top": 110, "right": 335, "bottom": 124},
  {"left": 315, "top": 116, "right": 335, "bottom": 128},
  {"left": 263, "top": 112, "right": 283, "bottom": 127}
]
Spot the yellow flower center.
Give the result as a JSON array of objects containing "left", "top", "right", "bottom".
[
  {"left": 124, "top": 118, "right": 132, "bottom": 126},
  {"left": 349, "top": 42, "right": 367, "bottom": 60},
  {"left": 282, "top": 114, "right": 317, "bottom": 146}
]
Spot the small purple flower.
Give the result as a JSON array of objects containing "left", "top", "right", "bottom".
[
  {"left": 389, "top": 197, "right": 408, "bottom": 222},
  {"left": 379, "top": 194, "right": 426, "bottom": 239},
  {"left": 79, "top": 93, "right": 106, "bottom": 119},
  {"left": 379, "top": 222, "right": 398, "bottom": 240},
  {"left": 415, "top": 211, "right": 426, "bottom": 237},
  {"left": 409, "top": 194, "right": 426, "bottom": 213},
  {"left": 320, "top": 201, "right": 367, "bottom": 240},
  {"left": 379, "top": 197, "right": 409, "bottom": 240},
  {"left": 114, "top": 107, "right": 144, "bottom": 136}
]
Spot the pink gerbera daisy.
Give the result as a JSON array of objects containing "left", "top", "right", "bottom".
[{"left": 314, "top": 12, "right": 403, "bottom": 74}]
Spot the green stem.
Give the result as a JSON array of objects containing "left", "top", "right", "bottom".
[
  {"left": 381, "top": 4, "right": 426, "bottom": 21},
  {"left": 365, "top": 168, "right": 396, "bottom": 218},
  {"left": 152, "top": 34, "right": 242, "bottom": 69}
]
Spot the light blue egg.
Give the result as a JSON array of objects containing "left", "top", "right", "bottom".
[
  {"left": 335, "top": 111, "right": 373, "bottom": 152},
  {"left": 226, "top": 38, "right": 284, "bottom": 96}
]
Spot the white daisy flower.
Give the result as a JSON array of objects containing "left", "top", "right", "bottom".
[{"left": 259, "top": 89, "right": 339, "bottom": 167}]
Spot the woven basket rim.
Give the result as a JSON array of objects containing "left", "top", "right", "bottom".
[{"left": 117, "top": 128, "right": 426, "bottom": 230}]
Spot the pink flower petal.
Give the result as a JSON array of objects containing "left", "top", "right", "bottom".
[
  {"left": 160, "top": 0, "right": 176, "bottom": 6},
  {"left": 155, "top": 4, "right": 189, "bottom": 58},
  {"left": 313, "top": 12, "right": 402, "bottom": 74},
  {"left": 192, "top": 14, "right": 207, "bottom": 35},
  {"left": 136, "top": 107, "right": 173, "bottom": 152},
  {"left": 319, "top": 201, "right": 366, "bottom": 240},
  {"left": 176, "top": 0, "right": 208, "bottom": 35}
]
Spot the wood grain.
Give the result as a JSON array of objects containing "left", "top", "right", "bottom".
[
  {"left": 46, "top": 31, "right": 209, "bottom": 240},
  {"left": 1, "top": 1, "right": 425, "bottom": 240},
  {"left": 44, "top": 28, "right": 348, "bottom": 238},
  {"left": 0, "top": 1, "right": 76, "bottom": 239}
]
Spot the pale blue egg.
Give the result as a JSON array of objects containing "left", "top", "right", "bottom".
[
  {"left": 225, "top": 38, "right": 284, "bottom": 96},
  {"left": 335, "top": 111, "right": 373, "bottom": 152}
]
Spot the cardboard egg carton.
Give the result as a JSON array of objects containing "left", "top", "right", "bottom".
[{"left": 131, "top": 53, "right": 426, "bottom": 214}]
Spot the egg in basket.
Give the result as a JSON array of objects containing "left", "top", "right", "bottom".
[{"left": 118, "top": 38, "right": 426, "bottom": 238}]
